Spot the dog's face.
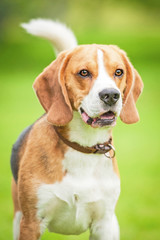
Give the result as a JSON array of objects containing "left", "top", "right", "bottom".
[
  {"left": 33, "top": 44, "right": 143, "bottom": 127},
  {"left": 64, "top": 45, "right": 125, "bottom": 128}
]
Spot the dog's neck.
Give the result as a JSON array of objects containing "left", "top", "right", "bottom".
[{"left": 66, "top": 111, "right": 113, "bottom": 147}]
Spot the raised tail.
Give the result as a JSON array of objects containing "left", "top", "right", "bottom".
[{"left": 21, "top": 19, "right": 77, "bottom": 55}]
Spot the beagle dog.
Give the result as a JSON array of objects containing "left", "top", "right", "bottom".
[{"left": 11, "top": 19, "right": 143, "bottom": 240}]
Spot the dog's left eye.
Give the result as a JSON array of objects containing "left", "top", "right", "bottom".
[
  {"left": 115, "top": 69, "right": 123, "bottom": 77},
  {"left": 79, "top": 69, "right": 90, "bottom": 78}
]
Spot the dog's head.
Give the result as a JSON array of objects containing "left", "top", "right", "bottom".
[{"left": 33, "top": 44, "right": 143, "bottom": 127}]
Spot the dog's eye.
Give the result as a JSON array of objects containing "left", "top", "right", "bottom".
[
  {"left": 115, "top": 69, "right": 123, "bottom": 77},
  {"left": 79, "top": 69, "right": 90, "bottom": 78}
]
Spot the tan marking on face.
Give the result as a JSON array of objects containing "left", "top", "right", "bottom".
[
  {"left": 64, "top": 45, "right": 99, "bottom": 109},
  {"left": 98, "top": 45, "right": 127, "bottom": 99}
]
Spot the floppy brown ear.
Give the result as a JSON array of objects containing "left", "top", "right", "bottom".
[
  {"left": 33, "top": 51, "right": 73, "bottom": 126},
  {"left": 119, "top": 52, "right": 144, "bottom": 124}
]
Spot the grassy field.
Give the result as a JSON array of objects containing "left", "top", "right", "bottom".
[{"left": 0, "top": 1, "right": 160, "bottom": 239}]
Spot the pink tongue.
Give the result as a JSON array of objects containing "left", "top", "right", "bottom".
[
  {"left": 100, "top": 112, "right": 114, "bottom": 120},
  {"left": 81, "top": 112, "right": 90, "bottom": 123},
  {"left": 81, "top": 111, "right": 115, "bottom": 125}
]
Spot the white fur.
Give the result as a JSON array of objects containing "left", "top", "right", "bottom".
[
  {"left": 13, "top": 211, "right": 22, "bottom": 240},
  {"left": 80, "top": 49, "right": 122, "bottom": 118},
  {"left": 112, "top": 214, "right": 120, "bottom": 240},
  {"left": 90, "top": 213, "right": 120, "bottom": 240},
  {"left": 68, "top": 111, "right": 111, "bottom": 147},
  {"left": 37, "top": 148, "right": 120, "bottom": 238},
  {"left": 21, "top": 19, "right": 77, "bottom": 55}
]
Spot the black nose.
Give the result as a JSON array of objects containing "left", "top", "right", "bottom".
[{"left": 99, "top": 88, "right": 120, "bottom": 106}]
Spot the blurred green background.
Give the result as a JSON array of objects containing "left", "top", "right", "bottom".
[{"left": 0, "top": 0, "right": 160, "bottom": 239}]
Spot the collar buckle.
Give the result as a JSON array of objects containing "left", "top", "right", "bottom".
[
  {"left": 94, "top": 144, "right": 112, "bottom": 154},
  {"left": 104, "top": 144, "right": 115, "bottom": 158}
]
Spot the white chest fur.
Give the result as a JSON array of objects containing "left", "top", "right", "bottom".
[{"left": 36, "top": 149, "right": 120, "bottom": 235}]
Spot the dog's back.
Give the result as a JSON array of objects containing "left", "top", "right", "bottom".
[{"left": 11, "top": 124, "right": 33, "bottom": 182}]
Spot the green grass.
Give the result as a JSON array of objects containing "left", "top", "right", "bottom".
[{"left": 0, "top": 9, "right": 160, "bottom": 240}]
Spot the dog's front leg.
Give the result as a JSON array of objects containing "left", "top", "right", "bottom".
[
  {"left": 19, "top": 216, "right": 41, "bottom": 240},
  {"left": 89, "top": 214, "right": 120, "bottom": 240}
]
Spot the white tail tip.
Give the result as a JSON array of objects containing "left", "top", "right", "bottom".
[{"left": 21, "top": 19, "right": 77, "bottom": 55}]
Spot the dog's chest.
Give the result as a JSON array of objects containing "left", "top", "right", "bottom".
[{"left": 37, "top": 149, "right": 120, "bottom": 235}]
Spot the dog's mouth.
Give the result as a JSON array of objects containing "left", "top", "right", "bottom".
[{"left": 80, "top": 108, "right": 117, "bottom": 128}]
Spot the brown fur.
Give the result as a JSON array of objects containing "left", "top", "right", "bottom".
[
  {"left": 109, "top": 45, "right": 143, "bottom": 123},
  {"left": 33, "top": 52, "right": 73, "bottom": 126},
  {"left": 19, "top": 218, "right": 40, "bottom": 240},
  {"left": 12, "top": 115, "right": 67, "bottom": 239}
]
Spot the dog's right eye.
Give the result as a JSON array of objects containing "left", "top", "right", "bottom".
[{"left": 79, "top": 69, "right": 91, "bottom": 78}]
